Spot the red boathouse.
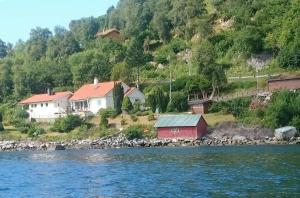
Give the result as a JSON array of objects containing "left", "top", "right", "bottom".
[{"left": 155, "top": 114, "right": 208, "bottom": 139}]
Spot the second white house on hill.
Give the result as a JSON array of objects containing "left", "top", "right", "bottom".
[{"left": 70, "top": 78, "right": 145, "bottom": 114}]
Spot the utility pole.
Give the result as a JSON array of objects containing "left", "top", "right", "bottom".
[
  {"left": 168, "top": 55, "right": 172, "bottom": 103},
  {"left": 137, "top": 66, "right": 140, "bottom": 90},
  {"left": 169, "top": 68, "right": 172, "bottom": 103},
  {"left": 256, "top": 67, "right": 259, "bottom": 93}
]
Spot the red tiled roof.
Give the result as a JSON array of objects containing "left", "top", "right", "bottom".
[
  {"left": 124, "top": 87, "right": 137, "bottom": 96},
  {"left": 70, "top": 81, "right": 121, "bottom": 101},
  {"left": 20, "top": 91, "right": 72, "bottom": 104}
]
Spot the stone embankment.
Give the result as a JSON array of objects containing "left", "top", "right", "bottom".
[{"left": 0, "top": 133, "right": 299, "bottom": 152}]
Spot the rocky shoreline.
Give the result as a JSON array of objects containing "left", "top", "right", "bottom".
[{"left": 0, "top": 133, "right": 299, "bottom": 152}]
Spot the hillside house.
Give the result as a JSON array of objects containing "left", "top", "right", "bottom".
[
  {"left": 70, "top": 79, "right": 145, "bottom": 115},
  {"left": 268, "top": 76, "right": 300, "bottom": 91},
  {"left": 155, "top": 114, "right": 208, "bottom": 139},
  {"left": 20, "top": 91, "right": 73, "bottom": 122},
  {"left": 96, "top": 28, "right": 122, "bottom": 40},
  {"left": 188, "top": 99, "right": 212, "bottom": 114}
]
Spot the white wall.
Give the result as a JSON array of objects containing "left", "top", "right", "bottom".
[
  {"left": 89, "top": 97, "right": 108, "bottom": 114},
  {"left": 27, "top": 96, "right": 70, "bottom": 120}
]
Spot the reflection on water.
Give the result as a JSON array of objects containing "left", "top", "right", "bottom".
[{"left": 0, "top": 145, "right": 299, "bottom": 197}]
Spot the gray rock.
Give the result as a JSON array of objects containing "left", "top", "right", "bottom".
[
  {"left": 55, "top": 144, "right": 65, "bottom": 150},
  {"left": 274, "top": 126, "right": 297, "bottom": 140},
  {"left": 232, "top": 135, "right": 247, "bottom": 141}
]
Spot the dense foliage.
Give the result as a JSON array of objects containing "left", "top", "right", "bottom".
[
  {"left": 124, "top": 124, "right": 155, "bottom": 140},
  {"left": 0, "top": 0, "right": 298, "bottom": 105},
  {"left": 51, "top": 115, "right": 84, "bottom": 133},
  {"left": 264, "top": 90, "right": 300, "bottom": 131}
]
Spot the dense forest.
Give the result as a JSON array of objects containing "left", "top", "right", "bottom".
[{"left": 0, "top": 0, "right": 300, "bottom": 103}]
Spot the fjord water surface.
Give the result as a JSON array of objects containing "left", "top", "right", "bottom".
[{"left": 0, "top": 145, "right": 299, "bottom": 197}]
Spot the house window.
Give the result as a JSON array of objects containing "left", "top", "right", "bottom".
[
  {"left": 46, "top": 103, "right": 48, "bottom": 107},
  {"left": 41, "top": 103, "right": 43, "bottom": 107},
  {"left": 171, "top": 128, "right": 180, "bottom": 133},
  {"left": 34, "top": 104, "right": 37, "bottom": 108},
  {"left": 57, "top": 103, "right": 60, "bottom": 107}
]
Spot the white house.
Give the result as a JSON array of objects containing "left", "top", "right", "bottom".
[
  {"left": 70, "top": 78, "right": 146, "bottom": 114},
  {"left": 20, "top": 91, "right": 73, "bottom": 122}
]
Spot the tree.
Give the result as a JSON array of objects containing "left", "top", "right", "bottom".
[
  {"left": 152, "top": 12, "right": 172, "bottom": 43},
  {"left": 113, "top": 82, "right": 124, "bottom": 115},
  {"left": 147, "top": 86, "right": 168, "bottom": 113},
  {"left": 0, "top": 60, "right": 14, "bottom": 101},
  {"left": 185, "top": 74, "right": 211, "bottom": 99},
  {"left": 265, "top": 90, "right": 300, "bottom": 131},
  {"left": 69, "top": 50, "right": 111, "bottom": 86},
  {"left": 122, "top": 96, "right": 133, "bottom": 113},
  {"left": 26, "top": 27, "right": 52, "bottom": 61},
  {"left": 0, "top": 39, "right": 8, "bottom": 58},
  {"left": 193, "top": 40, "right": 227, "bottom": 98},
  {"left": 126, "top": 37, "right": 147, "bottom": 88},
  {"left": 69, "top": 17, "right": 100, "bottom": 48},
  {"left": 168, "top": 92, "right": 188, "bottom": 112},
  {"left": 0, "top": 112, "right": 4, "bottom": 132}
]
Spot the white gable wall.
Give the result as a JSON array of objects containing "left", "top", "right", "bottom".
[
  {"left": 89, "top": 97, "right": 108, "bottom": 114},
  {"left": 127, "top": 89, "right": 146, "bottom": 105}
]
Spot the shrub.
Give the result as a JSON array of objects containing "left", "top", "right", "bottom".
[
  {"left": 99, "top": 108, "right": 116, "bottom": 128},
  {"left": 209, "top": 97, "right": 252, "bottom": 118},
  {"left": 124, "top": 125, "right": 144, "bottom": 140},
  {"left": 124, "top": 124, "right": 155, "bottom": 140},
  {"left": 122, "top": 97, "right": 133, "bottom": 113},
  {"left": 135, "top": 111, "right": 149, "bottom": 116},
  {"left": 51, "top": 115, "right": 83, "bottom": 133},
  {"left": 121, "top": 117, "right": 127, "bottom": 125},
  {"left": 168, "top": 38, "right": 187, "bottom": 53},
  {"left": 17, "top": 126, "right": 30, "bottom": 134},
  {"left": 133, "top": 100, "right": 142, "bottom": 113},
  {"left": 0, "top": 123, "right": 4, "bottom": 132},
  {"left": 147, "top": 113, "right": 156, "bottom": 121},
  {"left": 28, "top": 126, "right": 45, "bottom": 137},
  {"left": 168, "top": 92, "right": 188, "bottom": 112},
  {"left": 265, "top": 90, "right": 300, "bottom": 130},
  {"left": 130, "top": 115, "right": 138, "bottom": 122}
]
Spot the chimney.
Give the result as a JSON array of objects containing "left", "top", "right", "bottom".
[
  {"left": 47, "top": 88, "right": 51, "bottom": 95},
  {"left": 94, "top": 77, "right": 99, "bottom": 87}
]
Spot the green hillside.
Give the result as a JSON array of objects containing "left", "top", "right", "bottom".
[{"left": 0, "top": 0, "right": 300, "bottom": 102}]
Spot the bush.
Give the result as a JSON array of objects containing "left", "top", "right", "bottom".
[
  {"left": 124, "top": 125, "right": 144, "bottom": 140},
  {"left": 209, "top": 97, "right": 252, "bottom": 118},
  {"left": 51, "top": 115, "right": 83, "bottom": 133},
  {"left": 277, "top": 43, "right": 300, "bottom": 68},
  {"left": 147, "top": 113, "right": 156, "bottom": 121},
  {"left": 135, "top": 111, "right": 149, "bottom": 116},
  {"left": 168, "top": 38, "right": 187, "bottom": 53},
  {"left": 122, "top": 97, "right": 133, "bottom": 113},
  {"left": 0, "top": 123, "right": 4, "bottom": 132},
  {"left": 121, "top": 117, "right": 127, "bottom": 125},
  {"left": 28, "top": 126, "right": 45, "bottom": 137},
  {"left": 168, "top": 92, "right": 188, "bottom": 112},
  {"left": 130, "top": 115, "right": 138, "bottom": 122},
  {"left": 99, "top": 108, "right": 116, "bottom": 128},
  {"left": 133, "top": 100, "right": 142, "bottom": 113},
  {"left": 124, "top": 124, "right": 155, "bottom": 140},
  {"left": 265, "top": 90, "right": 300, "bottom": 130}
]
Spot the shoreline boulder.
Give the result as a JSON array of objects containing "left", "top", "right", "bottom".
[{"left": 274, "top": 126, "right": 297, "bottom": 140}]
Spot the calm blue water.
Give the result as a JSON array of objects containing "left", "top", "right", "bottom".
[{"left": 0, "top": 145, "right": 299, "bottom": 198}]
